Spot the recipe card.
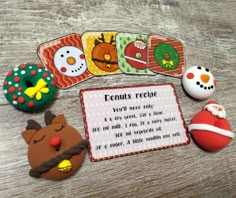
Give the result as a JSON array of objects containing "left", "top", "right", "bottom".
[{"left": 80, "top": 84, "right": 189, "bottom": 161}]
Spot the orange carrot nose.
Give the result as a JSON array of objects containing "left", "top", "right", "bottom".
[
  {"left": 67, "top": 57, "right": 76, "bottom": 65},
  {"left": 201, "top": 74, "right": 210, "bottom": 83},
  {"left": 50, "top": 137, "right": 61, "bottom": 147}
]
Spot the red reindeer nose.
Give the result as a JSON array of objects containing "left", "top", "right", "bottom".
[
  {"left": 104, "top": 50, "right": 110, "bottom": 54},
  {"left": 50, "top": 137, "right": 61, "bottom": 147}
]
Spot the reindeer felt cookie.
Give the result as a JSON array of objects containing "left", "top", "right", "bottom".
[{"left": 21, "top": 111, "right": 88, "bottom": 180}]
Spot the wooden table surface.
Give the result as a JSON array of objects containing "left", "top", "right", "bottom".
[{"left": 0, "top": 0, "right": 236, "bottom": 197}]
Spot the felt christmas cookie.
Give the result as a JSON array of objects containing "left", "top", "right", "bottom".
[
  {"left": 3, "top": 63, "right": 56, "bottom": 111},
  {"left": 147, "top": 34, "right": 184, "bottom": 77},
  {"left": 188, "top": 101, "right": 234, "bottom": 151},
  {"left": 81, "top": 31, "right": 121, "bottom": 75},
  {"left": 38, "top": 34, "right": 93, "bottom": 89},
  {"left": 116, "top": 32, "right": 155, "bottom": 75},
  {"left": 21, "top": 111, "right": 89, "bottom": 180},
  {"left": 182, "top": 66, "right": 216, "bottom": 100}
]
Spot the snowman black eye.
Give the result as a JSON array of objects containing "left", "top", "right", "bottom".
[
  {"left": 61, "top": 54, "right": 64, "bottom": 57},
  {"left": 67, "top": 51, "right": 69, "bottom": 53},
  {"left": 197, "top": 66, "right": 201, "bottom": 70},
  {"left": 205, "top": 68, "right": 209, "bottom": 72}
]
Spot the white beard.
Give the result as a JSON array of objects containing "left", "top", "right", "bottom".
[{"left": 204, "top": 104, "right": 226, "bottom": 118}]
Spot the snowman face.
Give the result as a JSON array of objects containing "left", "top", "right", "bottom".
[
  {"left": 54, "top": 46, "right": 87, "bottom": 77},
  {"left": 182, "top": 66, "right": 216, "bottom": 100}
]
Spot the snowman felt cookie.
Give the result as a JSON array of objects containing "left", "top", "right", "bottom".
[
  {"left": 182, "top": 66, "right": 216, "bottom": 100},
  {"left": 38, "top": 34, "right": 93, "bottom": 89}
]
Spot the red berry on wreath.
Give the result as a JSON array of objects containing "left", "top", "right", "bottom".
[{"left": 188, "top": 101, "right": 234, "bottom": 151}]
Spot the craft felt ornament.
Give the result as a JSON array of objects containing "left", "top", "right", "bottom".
[
  {"left": 188, "top": 101, "right": 234, "bottom": 151},
  {"left": 21, "top": 111, "right": 88, "bottom": 180},
  {"left": 182, "top": 66, "right": 216, "bottom": 100},
  {"left": 116, "top": 32, "right": 155, "bottom": 75},
  {"left": 38, "top": 34, "right": 93, "bottom": 89},
  {"left": 3, "top": 63, "right": 56, "bottom": 111},
  {"left": 82, "top": 32, "right": 121, "bottom": 75},
  {"left": 147, "top": 34, "right": 185, "bottom": 77}
]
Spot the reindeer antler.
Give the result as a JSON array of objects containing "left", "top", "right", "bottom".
[
  {"left": 98, "top": 33, "right": 105, "bottom": 43},
  {"left": 26, "top": 120, "right": 42, "bottom": 130},
  {"left": 109, "top": 35, "right": 116, "bottom": 44},
  {"left": 45, "top": 111, "right": 56, "bottom": 125}
]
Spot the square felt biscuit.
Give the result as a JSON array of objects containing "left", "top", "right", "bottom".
[
  {"left": 81, "top": 32, "right": 121, "bottom": 76},
  {"left": 38, "top": 34, "right": 93, "bottom": 89},
  {"left": 148, "top": 34, "right": 185, "bottom": 77},
  {"left": 116, "top": 33, "right": 155, "bottom": 75}
]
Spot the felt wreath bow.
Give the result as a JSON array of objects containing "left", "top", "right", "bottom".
[
  {"left": 162, "top": 59, "right": 174, "bottom": 67},
  {"left": 24, "top": 78, "right": 49, "bottom": 100}
]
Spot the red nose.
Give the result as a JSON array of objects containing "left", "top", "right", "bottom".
[
  {"left": 105, "top": 50, "right": 110, "bottom": 54},
  {"left": 50, "top": 137, "right": 61, "bottom": 147}
]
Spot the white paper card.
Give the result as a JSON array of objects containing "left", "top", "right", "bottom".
[{"left": 80, "top": 84, "right": 189, "bottom": 161}]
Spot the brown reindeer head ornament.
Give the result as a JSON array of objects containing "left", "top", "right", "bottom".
[{"left": 21, "top": 111, "right": 88, "bottom": 180}]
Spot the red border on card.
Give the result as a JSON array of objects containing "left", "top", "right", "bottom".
[{"left": 80, "top": 83, "right": 190, "bottom": 162}]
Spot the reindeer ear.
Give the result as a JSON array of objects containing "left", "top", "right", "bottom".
[
  {"left": 52, "top": 114, "right": 67, "bottom": 124},
  {"left": 22, "top": 119, "right": 41, "bottom": 144},
  {"left": 21, "top": 129, "right": 37, "bottom": 144}
]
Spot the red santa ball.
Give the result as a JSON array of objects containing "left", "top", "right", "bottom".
[{"left": 188, "top": 100, "right": 234, "bottom": 151}]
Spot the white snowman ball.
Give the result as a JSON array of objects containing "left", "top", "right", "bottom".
[
  {"left": 182, "top": 66, "right": 216, "bottom": 100},
  {"left": 54, "top": 46, "right": 87, "bottom": 77}
]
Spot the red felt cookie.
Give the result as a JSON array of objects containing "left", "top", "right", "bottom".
[{"left": 188, "top": 101, "right": 234, "bottom": 151}]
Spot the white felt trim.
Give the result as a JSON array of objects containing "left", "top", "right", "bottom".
[
  {"left": 204, "top": 104, "right": 226, "bottom": 118},
  {"left": 188, "top": 124, "right": 234, "bottom": 139},
  {"left": 124, "top": 56, "right": 147, "bottom": 64}
]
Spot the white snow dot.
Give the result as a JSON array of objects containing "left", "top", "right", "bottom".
[
  {"left": 14, "top": 73, "right": 18, "bottom": 76},
  {"left": 45, "top": 68, "right": 48, "bottom": 71},
  {"left": 51, "top": 74, "right": 54, "bottom": 77},
  {"left": 29, "top": 66, "right": 32, "bottom": 69},
  {"left": 21, "top": 70, "right": 26, "bottom": 75},
  {"left": 13, "top": 68, "right": 18, "bottom": 72},
  {"left": 18, "top": 92, "right": 21, "bottom": 95},
  {"left": 15, "top": 84, "right": 19, "bottom": 87},
  {"left": 38, "top": 69, "right": 42, "bottom": 72},
  {"left": 12, "top": 101, "right": 17, "bottom": 105},
  {"left": 47, "top": 77, "right": 50, "bottom": 81},
  {"left": 8, "top": 81, "right": 12, "bottom": 85},
  {"left": 4, "top": 90, "right": 7, "bottom": 94}
]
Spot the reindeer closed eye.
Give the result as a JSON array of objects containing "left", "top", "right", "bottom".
[
  {"left": 54, "top": 124, "right": 64, "bottom": 132},
  {"left": 33, "top": 135, "right": 45, "bottom": 144}
]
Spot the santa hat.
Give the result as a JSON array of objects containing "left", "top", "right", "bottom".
[
  {"left": 134, "top": 39, "right": 146, "bottom": 49},
  {"left": 204, "top": 100, "right": 226, "bottom": 119},
  {"left": 188, "top": 101, "right": 234, "bottom": 139}
]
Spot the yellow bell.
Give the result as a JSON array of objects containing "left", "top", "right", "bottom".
[
  {"left": 104, "top": 54, "right": 111, "bottom": 60},
  {"left": 58, "top": 160, "right": 72, "bottom": 173}
]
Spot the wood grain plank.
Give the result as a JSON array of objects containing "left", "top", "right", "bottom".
[{"left": 0, "top": 0, "right": 236, "bottom": 197}]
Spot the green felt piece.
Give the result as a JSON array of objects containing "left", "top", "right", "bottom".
[
  {"left": 154, "top": 43, "right": 180, "bottom": 70},
  {"left": 116, "top": 33, "right": 155, "bottom": 75},
  {"left": 3, "top": 63, "right": 57, "bottom": 112}
]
